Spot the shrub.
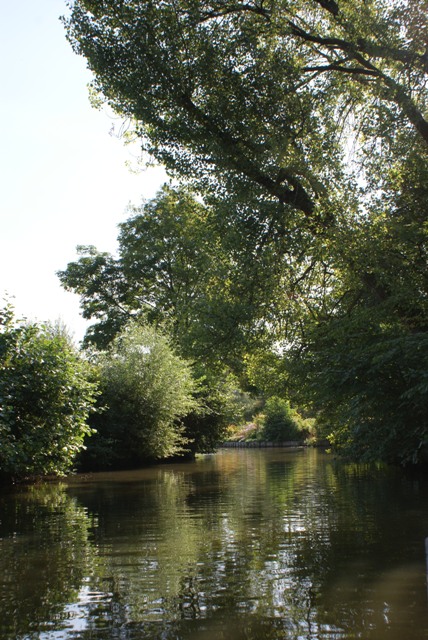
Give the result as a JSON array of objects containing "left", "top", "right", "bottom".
[
  {"left": 0, "top": 303, "right": 98, "bottom": 480},
  {"left": 262, "top": 397, "right": 302, "bottom": 442},
  {"left": 81, "top": 323, "right": 198, "bottom": 469}
]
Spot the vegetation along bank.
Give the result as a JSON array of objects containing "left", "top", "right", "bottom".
[{"left": 1, "top": 0, "right": 427, "bottom": 481}]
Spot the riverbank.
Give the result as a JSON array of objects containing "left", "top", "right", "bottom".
[{"left": 221, "top": 440, "right": 305, "bottom": 448}]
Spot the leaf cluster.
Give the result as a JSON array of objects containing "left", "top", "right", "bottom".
[
  {"left": 81, "top": 323, "right": 198, "bottom": 468},
  {"left": 0, "top": 304, "right": 98, "bottom": 479}
]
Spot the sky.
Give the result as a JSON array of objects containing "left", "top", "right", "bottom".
[{"left": 0, "top": 0, "right": 166, "bottom": 342}]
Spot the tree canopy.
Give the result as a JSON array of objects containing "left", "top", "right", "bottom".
[
  {"left": 63, "top": 0, "right": 428, "bottom": 464},
  {"left": 59, "top": 185, "right": 276, "bottom": 367},
  {"left": 59, "top": 185, "right": 221, "bottom": 351},
  {"left": 65, "top": 0, "right": 427, "bottom": 210}
]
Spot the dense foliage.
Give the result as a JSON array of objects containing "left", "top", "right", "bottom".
[
  {"left": 80, "top": 323, "right": 198, "bottom": 469},
  {"left": 63, "top": 0, "right": 428, "bottom": 464},
  {"left": 0, "top": 303, "right": 98, "bottom": 480},
  {"left": 182, "top": 370, "right": 242, "bottom": 454},
  {"left": 262, "top": 397, "right": 302, "bottom": 443},
  {"left": 59, "top": 185, "right": 222, "bottom": 355},
  {"left": 58, "top": 184, "right": 267, "bottom": 368},
  {"left": 64, "top": 0, "right": 427, "bottom": 205}
]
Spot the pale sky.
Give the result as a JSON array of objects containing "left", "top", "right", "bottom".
[{"left": 0, "top": 0, "right": 166, "bottom": 342}]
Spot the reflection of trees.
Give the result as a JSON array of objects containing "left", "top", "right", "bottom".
[
  {"left": 2, "top": 451, "right": 428, "bottom": 639},
  {"left": 61, "top": 467, "right": 205, "bottom": 636},
  {"left": 0, "top": 483, "right": 95, "bottom": 639},
  {"left": 68, "top": 450, "right": 428, "bottom": 639},
  {"left": 291, "top": 457, "right": 428, "bottom": 637}
]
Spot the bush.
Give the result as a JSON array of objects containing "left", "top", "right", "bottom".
[
  {"left": 296, "top": 322, "right": 428, "bottom": 464},
  {"left": 81, "top": 323, "right": 198, "bottom": 469},
  {"left": 0, "top": 303, "right": 98, "bottom": 480},
  {"left": 182, "top": 372, "right": 242, "bottom": 453},
  {"left": 261, "top": 397, "right": 302, "bottom": 442}
]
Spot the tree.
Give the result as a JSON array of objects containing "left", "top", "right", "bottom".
[
  {"left": 59, "top": 187, "right": 260, "bottom": 457},
  {"left": 64, "top": 0, "right": 427, "bottom": 216},
  {"left": 262, "top": 396, "right": 302, "bottom": 443},
  {"left": 58, "top": 185, "right": 219, "bottom": 349},
  {"left": 57, "top": 245, "right": 134, "bottom": 349},
  {"left": 59, "top": 185, "right": 276, "bottom": 367},
  {"left": 0, "top": 302, "right": 98, "bottom": 480},
  {"left": 182, "top": 369, "right": 242, "bottom": 453},
  {"left": 63, "top": 0, "right": 428, "bottom": 340},
  {"left": 63, "top": 0, "right": 428, "bottom": 463},
  {"left": 287, "top": 158, "right": 428, "bottom": 463},
  {"left": 81, "top": 323, "right": 198, "bottom": 469}
]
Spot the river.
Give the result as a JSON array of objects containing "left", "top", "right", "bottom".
[{"left": 1, "top": 448, "right": 428, "bottom": 639}]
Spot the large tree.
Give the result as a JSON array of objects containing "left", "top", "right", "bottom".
[
  {"left": 64, "top": 0, "right": 427, "bottom": 212},
  {"left": 58, "top": 185, "right": 218, "bottom": 350},
  {"left": 63, "top": 0, "right": 428, "bottom": 463},
  {"left": 63, "top": 0, "right": 428, "bottom": 328},
  {"left": 59, "top": 185, "right": 278, "bottom": 366}
]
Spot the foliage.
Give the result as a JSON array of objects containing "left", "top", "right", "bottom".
[
  {"left": 58, "top": 185, "right": 222, "bottom": 353},
  {"left": 286, "top": 148, "right": 428, "bottom": 463},
  {"left": 0, "top": 302, "right": 98, "bottom": 480},
  {"left": 244, "top": 350, "right": 290, "bottom": 398},
  {"left": 63, "top": 0, "right": 428, "bottom": 464},
  {"left": 80, "top": 323, "right": 198, "bottom": 469},
  {"left": 261, "top": 397, "right": 303, "bottom": 443},
  {"left": 182, "top": 371, "right": 241, "bottom": 453},
  {"left": 57, "top": 245, "right": 133, "bottom": 350},
  {"left": 58, "top": 185, "right": 276, "bottom": 369},
  {"left": 292, "top": 318, "right": 428, "bottom": 464},
  {"left": 65, "top": 0, "right": 427, "bottom": 210},
  {"left": 227, "top": 397, "right": 311, "bottom": 443}
]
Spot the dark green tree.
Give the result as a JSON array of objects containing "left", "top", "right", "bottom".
[
  {"left": 0, "top": 302, "right": 98, "bottom": 480},
  {"left": 288, "top": 152, "right": 428, "bottom": 464},
  {"left": 182, "top": 369, "right": 242, "bottom": 453},
  {"left": 262, "top": 396, "right": 302, "bottom": 443}
]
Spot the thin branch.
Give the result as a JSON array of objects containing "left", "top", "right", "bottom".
[
  {"left": 302, "top": 63, "right": 378, "bottom": 76},
  {"left": 196, "top": 2, "right": 270, "bottom": 24}
]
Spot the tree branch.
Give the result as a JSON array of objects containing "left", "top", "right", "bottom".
[
  {"left": 289, "top": 21, "right": 428, "bottom": 146},
  {"left": 313, "top": 0, "right": 339, "bottom": 17},
  {"left": 179, "top": 93, "right": 316, "bottom": 215},
  {"left": 302, "top": 63, "right": 378, "bottom": 76}
]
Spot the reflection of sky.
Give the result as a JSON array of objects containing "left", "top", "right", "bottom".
[{"left": 57, "top": 584, "right": 95, "bottom": 634}]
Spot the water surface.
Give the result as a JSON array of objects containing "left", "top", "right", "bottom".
[{"left": 1, "top": 448, "right": 428, "bottom": 639}]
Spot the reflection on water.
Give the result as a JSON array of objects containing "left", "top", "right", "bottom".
[
  {"left": 0, "top": 483, "right": 96, "bottom": 638},
  {"left": 1, "top": 449, "right": 428, "bottom": 639}
]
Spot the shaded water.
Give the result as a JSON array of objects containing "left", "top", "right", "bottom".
[{"left": 1, "top": 448, "right": 428, "bottom": 639}]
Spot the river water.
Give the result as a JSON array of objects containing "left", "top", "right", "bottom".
[{"left": 1, "top": 448, "right": 428, "bottom": 639}]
